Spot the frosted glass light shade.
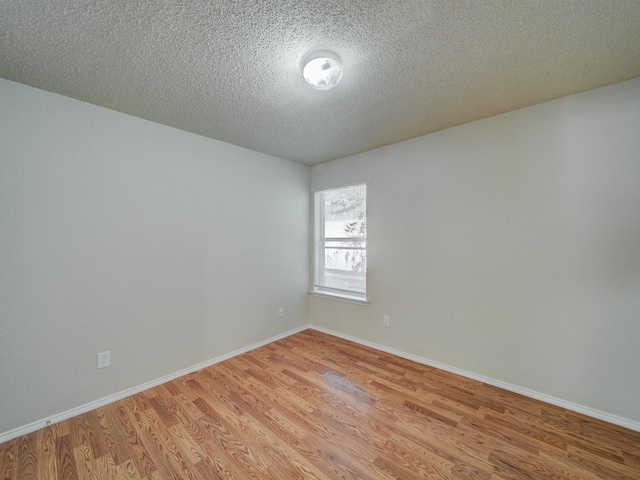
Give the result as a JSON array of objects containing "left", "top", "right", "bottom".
[{"left": 303, "top": 51, "right": 343, "bottom": 90}]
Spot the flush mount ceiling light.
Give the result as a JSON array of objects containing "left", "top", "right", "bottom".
[{"left": 303, "top": 51, "right": 343, "bottom": 90}]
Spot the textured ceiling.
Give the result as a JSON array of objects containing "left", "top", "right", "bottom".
[{"left": 2, "top": 1, "right": 640, "bottom": 165}]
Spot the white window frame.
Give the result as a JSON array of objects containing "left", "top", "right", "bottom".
[{"left": 311, "top": 183, "right": 368, "bottom": 305}]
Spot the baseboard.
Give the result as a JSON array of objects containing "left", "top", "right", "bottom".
[
  {"left": 4, "top": 323, "right": 638, "bottom": 444},
  {"left": 309, "top": 325, "right": 640, "bottom": 433},
  {"left": 0, "top": 325, "right": 311, "bottom": 444}
]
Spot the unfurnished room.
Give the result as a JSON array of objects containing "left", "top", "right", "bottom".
[{"left": 1, "top": 1, "right": 640, "bottom": 478}]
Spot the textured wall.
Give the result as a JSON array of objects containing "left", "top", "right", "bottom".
[
  {"left": 0, "top": 79, "right": 309, "bottom": 435},
  {"left": 310, "top": 78, "right": 640, "bottom": 423}
]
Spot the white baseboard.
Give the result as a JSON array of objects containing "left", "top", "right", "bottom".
[
  {"left": 309, "top": 325, "right": 640, "bottom": 433},
  {"left": 3, "top": 323, "right": 638, "bottom": 444},
  {"left": 0, "top": 325, "right": 309, "bottom": 444}
]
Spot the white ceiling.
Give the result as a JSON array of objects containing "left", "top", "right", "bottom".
[{"left": 2, "top": 1, "right": 640, "bottom": 165}]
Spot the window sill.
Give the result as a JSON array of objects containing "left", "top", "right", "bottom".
[{"left": 309, "top": 290, "right": 369, "bottom": 306}]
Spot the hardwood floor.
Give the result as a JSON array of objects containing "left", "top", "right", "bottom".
[{"left": 1, "top": 329, "right": 639, "bottom": 479}]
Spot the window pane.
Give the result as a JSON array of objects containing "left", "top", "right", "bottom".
[
  {"left": 320, "top": 268, "right": 366, "bottom": 293},
  {"left": 315, "top": 184, "right": 367, "bottom": 299},
  {"left": 324, "top": 242, "right": 367, "bottom": 273},
  {"left": 323, "top": 185, "right": 366, "bottom": 239}
]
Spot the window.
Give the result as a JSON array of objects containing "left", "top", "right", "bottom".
[{"left": 313, "top": 183, "right": 367, "bottom": 303}]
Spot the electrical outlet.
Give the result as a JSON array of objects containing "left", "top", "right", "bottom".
[
  {"left": 278, "top": 307, "right": 284, "bottom": 317},
  {"left": 383, "top": 315, "right": 390, "bottom": 327},
  {"left": 97, "top": 351, "right": 111, "bottom": 369}
]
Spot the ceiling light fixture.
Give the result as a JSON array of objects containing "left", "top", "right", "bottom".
[{"left": 303, "top": 51, "right": 343, "bottom": 90}]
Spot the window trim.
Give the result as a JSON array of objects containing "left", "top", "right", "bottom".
[
  {"left": 309, "top": 289, "right": 370, "bottom": 306},
  {"left": 311, "top": 183, "right": 368, "bottom": 305}
]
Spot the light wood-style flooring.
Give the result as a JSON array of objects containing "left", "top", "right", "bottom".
[{"left": 1, "top": 329, "right": 639, "bottom": 479}]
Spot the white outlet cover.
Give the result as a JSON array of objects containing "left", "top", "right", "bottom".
[
  {"left": 383, "top": 315, "right": 390, "bottom": 327},
  {"left": 97, "top": 351, "right": 111, "bottom": 369}
]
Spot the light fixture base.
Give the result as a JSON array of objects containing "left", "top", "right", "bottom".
[{"left": 303, "top": 51, "right": 343, "bottom": 90}]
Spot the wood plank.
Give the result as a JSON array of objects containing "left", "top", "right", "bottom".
[
  {"left": 112, "top": 401, "right": 157, "bottom": 478},
  {"left": 72, "top": 443, "right": 99, "bottom": 480},
  {"left": 36, "top": 427, "right": 58, "bottom": 480},
  {"left": 15, "top": 435, "right": 38, "bottom": 480},
  {"left": 54, "top": 435, "right": 79, "bottom": 480},
  {"left": 0, "top": 441, "right": 16, "bottom": 480}
]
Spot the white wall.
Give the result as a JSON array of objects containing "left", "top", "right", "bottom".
[
  {"left": 310, "top": 78, "right": 640, "bottom": 423},
  {"left": 2, "top": 76, "right": 638, "bottom": 437},
  {"left": 0, "top": 79, "right": 309, "bottom": 435}
]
